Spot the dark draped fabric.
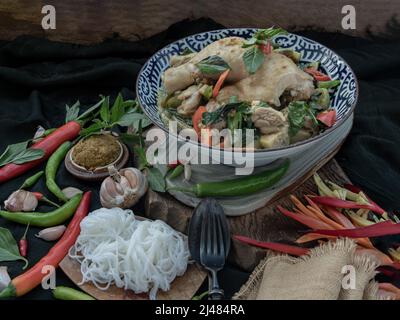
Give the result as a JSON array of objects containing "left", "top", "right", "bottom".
[{"left": 0, "top": 19, "right": 399, "bottom": 299}]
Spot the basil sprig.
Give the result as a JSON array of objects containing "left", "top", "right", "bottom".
[
  {"left": 196, "top": 55, "right": 230, "bottom": 75},
  {"left": 202, "top": 102, "right": 250, "bottom": 125},
  {"left": 242, "top": 27, "right": 288, "bottom": 74},
  {"left": 0, "top": 141, "right": 44, "bottom": 167},
  {"left": 287, "top": 101, "right": 319, "bottom": 137}
]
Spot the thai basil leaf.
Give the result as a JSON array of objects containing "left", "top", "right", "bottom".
[
  {"left": 134, "top": 145, "right": 149, "bottom": 170},
  {"left": 110, "top": 93, "right": 125, "bottom": 123},
  {"left": 243, "top": 46, "right": 265, "bottom": 74},
  {"left": 0, "top": 141, "right": 44, "bottom": 167},
  {"left": 254, "top": 27, "right": 288, "bottom": 40},
  {"left": 117, "top": 110, "right": 152, "bottom": 130},
  {"left": 0, "top": 227, "right": 28, "bottom": 269},
  {"left": 65, "top": 100, "right": 80, "bottom": 123},
  {"left": 196, "top": 55, "right": 230, "bottom": 75},
  {"left": 100, "top": 96, "right": 110, "bottom": 123},
  {"left": 181, "top": 48, "right": 194, "bottom": 55},
  {"left": 146, "top": 167, "right": 166, "bottom": 192},
  {"left": 202, "top": 102, "right": 250, "bottom": 125},
  {"left": 288, "top": 101, "right": 310, "bottom": 136}
]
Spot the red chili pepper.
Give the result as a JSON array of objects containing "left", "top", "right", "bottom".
[
  {"left": 344, "top": 184, "right": 386, "bottom": 214},
  {"left": 0, "top": 122, "right": 81, "bottom": 185},
  {"left": 259, "top": 41, "right": 272, "bottom": 54},
  {"left": 304, "top": 67, "right": 331, "bottom": 81},
  {"left": 311, "top": 220, "right": 400, "bottom": 238},
  {"left": 19, "top": 223, "right": 30, "bottom": 257},
  {"left": 32, "top": 192, "right": 43, "bottom": 201},
  {"left": 311, "top": 196, "right": 385, "bottom": 215},
  {"left": 31, "top": 192, "right": 60, "bottom": 208},
  {"left": 316, "top": 110, "right": 336, "bottom": 127},
  {"left": 234, "top": 235, "right": 309, "bottom": 256},
  {"left": 322, "top": 206, "right": 355, "bottom": 229},
  {"left": 168, "top": 160, "right": 181, "bottom": 169},
  {"left": 0, "top": 191, "right": 91, "bottom": 298},
  {"left": 277, "top": 205, "right": 334, "bottom": 230},
  {"left": 212, "top": 69, "right": 230, "bottom": 98}
]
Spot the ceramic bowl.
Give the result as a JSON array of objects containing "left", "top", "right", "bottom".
[{"left": 136, "top": 28, "right": 358, "bottom": 167}]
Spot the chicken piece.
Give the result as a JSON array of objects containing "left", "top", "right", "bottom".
[
  {"left": 290, "top": 129, "right": 312, "bottom": 143},
  {"left": 216, "top": 52, "right": 314, "bottom": 107},
  {"left": 176, "top": 85, "right": 203, "bottom": 116},
  {"left": 170, "top": 53, "right": 196, "bottom": 67},
  {"left": 251, "top": 104, "right": 287, "bottom": 134},
  {"left": 162, "top": 37, "right": 249, "bottom": 94},
  {"left": 259, "top": 126, "right": 290, "bottom": 149}
]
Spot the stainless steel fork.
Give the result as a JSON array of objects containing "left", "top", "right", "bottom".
[{"left": 200, "top": 205, "right": 230, "bottom": 300}]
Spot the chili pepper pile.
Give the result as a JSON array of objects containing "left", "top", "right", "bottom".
[{"left": 235, "top": 173, "right": 400, "bottom": 298}]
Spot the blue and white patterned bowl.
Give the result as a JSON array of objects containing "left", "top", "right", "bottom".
[{"left": 136, "top": 28, "right": 358, "bottom": 167}]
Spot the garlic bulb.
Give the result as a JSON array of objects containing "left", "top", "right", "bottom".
[
  {"left": 100, "top": 166, "right": 148, "bottom": 209},
  {"left": 4, "top": 190, "right": 38, "bottom": 212}
]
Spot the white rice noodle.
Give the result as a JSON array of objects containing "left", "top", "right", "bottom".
[{"left": 69, "top": 207, "right": 189, "bottom": 300}]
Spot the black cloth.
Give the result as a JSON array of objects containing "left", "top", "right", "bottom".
[{"left": 0, "top": 18, "right": 399, "bottom": 300}]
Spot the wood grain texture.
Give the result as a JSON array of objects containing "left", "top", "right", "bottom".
[
  {"left": 144, "top": 159, "right": 351, "bottom": 272},
  {"left": 60, "top": 255, "right": 206, "bottom": 300},
  {"left": 0, "top": 0, "right": 399, "bottom": 43}
]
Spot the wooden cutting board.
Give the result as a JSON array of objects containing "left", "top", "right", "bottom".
[
  {"left": 144, "top": 158, "right": 351, "bottom": 272},
  {"left": 60, "top": 257, "right": 206, "bottom": 300},
  {"left": 59, "top": 216, "right": 207, "bottom": 300}
]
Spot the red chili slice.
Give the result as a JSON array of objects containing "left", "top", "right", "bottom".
[
  {"left": 304, "top": 67, "right": 331, "bottom": 81},
  {"left": 316, "top": 110, "right": 336, "bottom": 127}
]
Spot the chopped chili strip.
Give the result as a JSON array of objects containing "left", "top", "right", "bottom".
[
  {"left": 234, "top": 235, "right": 309, "bottom": 256},
  {"left": 311, "top": 196, "right": 386, "bottom": 215},
  {"left": 277, "top": 205, "right": 334, "bottom": 230},
  {"left": 311, "top": 221, "right": 400, "bottom": 238}
]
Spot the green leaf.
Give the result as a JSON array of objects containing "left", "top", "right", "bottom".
[
  {"left": 100, "top": 96, "right": 110, "bottom": 123},
  {"left": 243, "top": 46, "right": 265, "bottom": 74},
  {"left": 288, "top": 101, "right": 308, "bottom": 137},
  {"left": 117, "top": 111, "right": 152, "bottom": 130},
  {"left": 133, "top": 145, "right": 149, "bottom": 170},
  {"left": 110, "top": 94, "right": 125, "bottom": 123},
  {"left": 0, "top": 227, "right": 28, "bottom": 269},
  {"left": 121, "top": 99, "right": 138, "bottom": 111},
  {"left": 202, "top": 102, "right": 250, "bottom": 125},
  {"left": 254, "top": 27, "right": 288, "bottom": 40},
  {"left": 0, "top": 141, "right": 44, "bottom": 167},
  {"left": 11, "top": 148, "right": 45, "bottom": 165},
  {"left": 181, "top": 48, "right": 194, "bottom": 55},
  {"left": 146, "top": 167, "right": 166, "bottom": 193},
  {"left": 79, "top": 122, "right": 104, "bottom": 137},
  {"left": 65, "top": 100, "right": 80, "bottom": 123},
  {"left": 120, "top": 133, "right": 142, "bottom": 147},
  {"left": 196, "top": 55, "right": 230, "bottom": 75}
]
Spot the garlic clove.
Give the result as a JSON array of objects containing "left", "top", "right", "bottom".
[
  {"left": 35, "top": 225, "right": 66, "bottom": 241},
  {"left": 0, "top": 267, "right": 11, "bottom": 291},
  {"left": 62, "top": 187, "right": 83, "bottom": 200},
  {"left": 121, "top": 169, "right": 139, "bottom": 189}
]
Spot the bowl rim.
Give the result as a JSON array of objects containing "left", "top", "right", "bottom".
[{"left": 136, "top": 27, "right": 359, "bottom": 154}]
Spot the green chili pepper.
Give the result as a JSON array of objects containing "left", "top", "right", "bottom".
[
  {"left": 0, "top": 194, "right": 82, "bottom": 227},
  {"left": 170, "top": 159, "right": 289, "bottom": 197},
  {"left": 44, "top": 128, "right": 56, "bottom": 136},
  {"left": 317, "top": 80, "right": 341, "bottom": 89},
  {"left": 168, "top": 164, "right": 184, "bottom": 179},
  {"left": 45, "top": 141, "right": 72, "bottom": 202},
  {"left": 20, "top": 171, "right": 44, "bottom": 189},
  {"left": 53, "top": 286, "right": 95, "bottom": 300}
]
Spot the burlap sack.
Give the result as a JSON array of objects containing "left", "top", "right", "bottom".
[{"left": 233, "top": 239, "right": 382, "bottom": 300}]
